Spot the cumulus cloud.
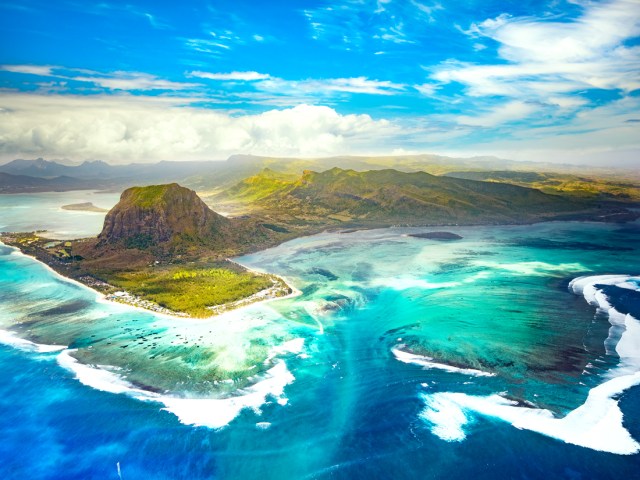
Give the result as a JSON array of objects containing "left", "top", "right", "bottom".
[{"left": 0, "top": 93, "right": 399, "bottom": 162}]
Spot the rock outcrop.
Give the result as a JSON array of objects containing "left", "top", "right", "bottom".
[{"left": 98, "top": 183, "right": 233, "bottom": 250}]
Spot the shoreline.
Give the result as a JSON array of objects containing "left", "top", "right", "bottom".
[
  {"left": 2, "top": 241, "right": 302, "bottom": 323},
  {"left": 3, "top": 215, "right": 637, "bottom": 322}
]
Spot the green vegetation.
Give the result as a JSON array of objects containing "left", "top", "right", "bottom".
[
  {"left": 123, "top": 233, "right": 155, "bottom": 250},
  {"left": 123, "top": 183, "right": 181, "bottom": 208},
  {"left": 108, "top": 265, "right": 275, "bottom": 317},
  {"left": 224, "top": 168, "right": 298, "bottom": 202},
  {"left": 217, "top": 167, "right": 610, "bottom": 228},
  {"left": 444, "top": 171, "right": 640, "bottom": 202}
]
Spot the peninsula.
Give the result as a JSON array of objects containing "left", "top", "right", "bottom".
[{"left": 4, "top": 183, "right": 294, "bottom": 318}]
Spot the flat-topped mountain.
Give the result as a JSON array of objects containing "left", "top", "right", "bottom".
[{"left": 221, "top": 167, "right": 610, "bottom": 226}]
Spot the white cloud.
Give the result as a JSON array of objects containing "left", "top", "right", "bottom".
[
  {"left": 0, "top": 65, "right": 200, "bottom": 91},
  {"left": 304, "top": 0, "right": 442, "bottom": 49},
  {"left": 188, "top": 71, "right": 271, "bottom": 81},
  {"left": 1, "top": 64, "right": 55, "bottom": 76},
  {"left": 410, "top": 1, "right": 443, "bottom": 22},
  {"left": 0, "top": 91, "right": 636, "bottom": 166},
  {"left": 72, "top": 72, "right": 201, "bottom": 91},
  {"left": 413, "top": 83, "right": 438, "bottom": 96},
  {"left": 184, "top": 38, "right": 231, "bottom": 55},
  {"left": 257, "top": 76, "right": 406, "bottom": 96},
  {"left": 456, "top": 101, "right": 539, "bottom": 127},
  {"left": 433, "top": 0, "right": 640, "bottom": 99},
  {"left": 0, "top": 93, "right": 400, "bottom": 162}
]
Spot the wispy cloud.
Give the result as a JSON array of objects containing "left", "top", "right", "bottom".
[
  {"left": 187, "top": 71, "right": 406, "bottom": 96},
  {"left": 0, "top": 64, "right": 55, "bottom": 76},
  {"left": 184, "top": 39, "right": 227, "bottom": 57},
  {"left": 271, "top": 77, "right": 405, "bottom": 96},
  {"left": 72, "top": 72, "right": 201, "bottom": 91},
  {"left": 410, "top": 0, "right": 443, "bottom": 22},
  {"left": 256, "top": 76, "right": 406, "bottom": 97},
  {"left": 184, "top": 30, "right": 248, "bottom": 55},
  {"left": 1, "top": 65, "right": 200, "bottom": 91},
  {"left": 413, "top": 83, "right": 439, "bottom": 96},
  {"left": 88, "top": 2, "right": 172, "bottom": 29},
  {"left": 188, "top": 71, "right": 271, "bottom": 81},
  {"left": 456, "top": 101, "right": 539, "bottom": 127},
  {"left": 303, "top": 0, "right": 442, "bottom": 49},
  {"left": 432, "top": 0, "right": 640, "bottom": 100}
]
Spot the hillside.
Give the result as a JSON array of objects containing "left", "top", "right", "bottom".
[
  {"left": 94, "top": 183, "right": 284, "bottom": 257},
  {"left": 444, "top": 171, "right": 640, "bottom": 202},
  {"left": 217, "top": 167, "right": 625, "bottom": 228},
  {"left": 98, "top": 183, "right": 233, "bottom": 250}
]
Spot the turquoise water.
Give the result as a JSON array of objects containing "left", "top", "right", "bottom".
[
  {"left": 1, "top": 214, "right": 639, "bottom": 478},
  {"left": 0, "top": 191, "right": 120, "bottom": 238}
]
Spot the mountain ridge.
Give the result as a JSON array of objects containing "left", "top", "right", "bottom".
[{"left": 218, "top": 167, "right": 615, "bottom": 227}]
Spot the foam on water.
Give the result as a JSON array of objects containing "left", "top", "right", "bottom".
[
  {"left": 161, "top": 361, "right": 295, "bottom": 429},
  {"left": 0, "top": 329, "right": 66, "bottom": 353},
  {"left": 57, "top": 349, "right": 297, "bottom": 429},
  {"left": 418, "top": 274, "right": 640, "bottom": 455},
  {"left": 376, "top": 278, "right": 461, "bottom": 291},
  {"left": 472, "top": 260, "right": 585, "bottom": 277},
  {"left": 392, "top": 348, "right": 495, "bottom": 377},
  {"left": 419, "top": 394, "right": 469, "bottom": 442}
]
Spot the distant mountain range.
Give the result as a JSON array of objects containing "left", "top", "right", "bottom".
[
  {"left": 0, "top": 158, "right": 226, "bottom": 193},
  {"left": 1, "top": 155, "right": 638, "bottom": 200},
  {"left": 0, "top": 157, "right": 220, "bottom": 179},
  {"left": 0, "top": 171, "right": 112, "bottom": 193}
]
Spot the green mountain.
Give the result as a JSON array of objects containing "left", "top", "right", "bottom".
[
  {"left": 98, "top": 183, "right": 231, "bottom": 250},
  {"left": 95, "top": 183, "right": 282, "bottom": 257},
  {"left": 220, "top": 167, "right": 624, "bottom": 227}
]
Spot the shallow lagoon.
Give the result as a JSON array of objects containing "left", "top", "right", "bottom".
[
  {"left": 0, "top": 190, "right": 120, "bottom": 238},
  {"left": 1, "top": 199, "right": 639, "bottom": 478}
]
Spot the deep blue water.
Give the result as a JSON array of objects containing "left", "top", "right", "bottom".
[{"left": 1, "top": 218, "right": 640, "bottom": 479}]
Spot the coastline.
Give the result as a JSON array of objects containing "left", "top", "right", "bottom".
[
  {"left": 3, "top": 214, "right": 637, "bottom": 322},
  {"left": 2, "top": 240, "right": 301, "bottom": 322}
]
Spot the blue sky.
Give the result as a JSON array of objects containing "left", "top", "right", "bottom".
[{"left": 0, "top": 0, "right": 639, "bottom": 165}]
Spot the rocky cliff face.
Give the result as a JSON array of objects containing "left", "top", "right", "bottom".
[{"left": 98, "top": 183, "right": 232, "bottom": 249}]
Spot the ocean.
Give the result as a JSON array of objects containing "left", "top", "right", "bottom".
[{"left": 0, "top": 192, "right": 639, "bottom": 479}]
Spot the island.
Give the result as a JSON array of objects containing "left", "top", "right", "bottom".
[
  {"left": 408, "top": 232, "right": 463, "bottom": 240},
  {"left": 61, "top": 202, "right": 108, "bottom": 213}
]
